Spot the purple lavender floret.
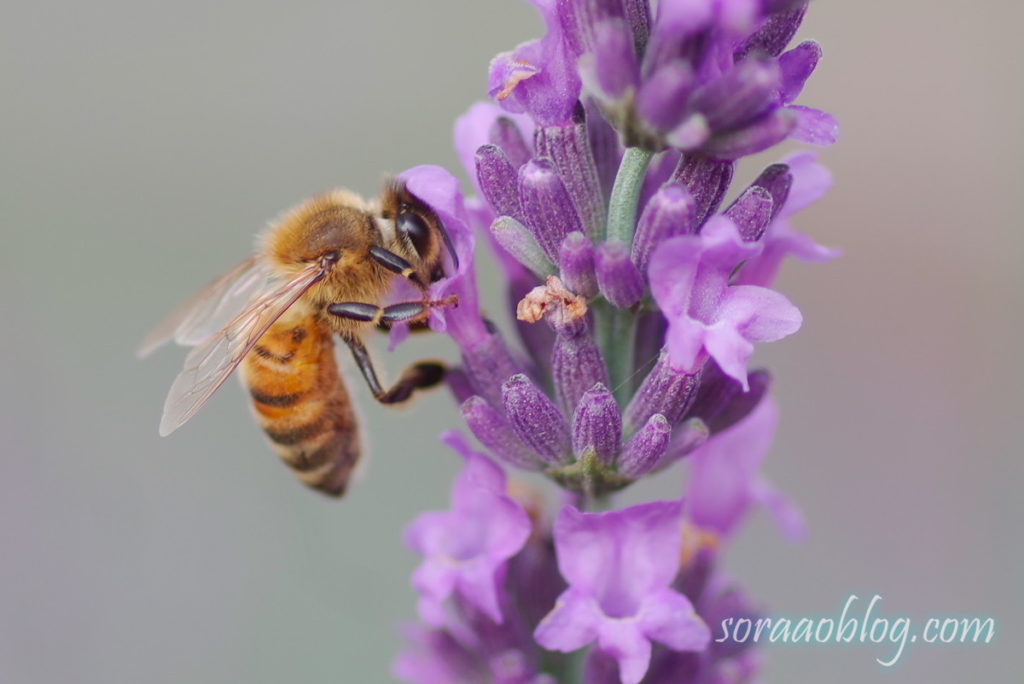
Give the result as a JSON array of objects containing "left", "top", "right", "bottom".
[{"left": 394, "top": 1, "right": 838, "bottom": 681}]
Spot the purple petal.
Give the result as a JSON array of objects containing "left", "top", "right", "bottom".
[
  {"left": 455, "top": 102, "right": 534, "bottom": 185},
  {"left": 716, "top": 285, "right": 802, "bottom": 343},
  {"left": 686, "top": 397, "right": 779, "bottom": 537},
  {"left": 705, "top": 107, "right": 797, "bottom": 159},
  {"left": 705, "top": 285, "right": 800, "bottom": 388},
  {"left": 637, "top": 588, "right": 710, "bottom": 651},
  {"left": 553, "top": 501, "right": 684, "bottom": 601},
  {"left": 411, "top": 560, "right": 457, "bottom": 627},
  {"left": 534, "top": 587, "right": 601, "bottom": 651},
  {"left": 752, "top": 477, "right": 807, "bottom": 541},
  {"left": 595, "top": 619, "right": 652, "bottom": 684},
  {"left": 778, "top": 40, "right": 821, "bottom": 103},
  {"left": 399, "top": 166, "right": 489, "bottom": 350},
  {"left": 490, "top": 115, "right": 534, "bottom": 168},
  {"left": 592, "top": 19, "right": 640, "bottom": 99},
  {"left": 780, "top": 150, "right": 832, "bottom": 215},
  {"left": 489, "top": 0, "right": 582, "bottom": 126},
  {"left": 636, "top": 59, "right": 695, "bottom": 133},
  {"left": 690, "top": 58, "right": 782, "bottom": 132},
  {"left": 787, "top": 105, "right": 840, "bottom": 145}
]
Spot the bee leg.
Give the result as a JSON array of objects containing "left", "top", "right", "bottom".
[
  {"left": 344, "top": 337, "right": 445, "bottom": 404},
  {"left": 327, "top": 296, "right": 458, "bottom": 328},
  {"left": 369, "top": 246, "right": 424, "bottom": 287}
]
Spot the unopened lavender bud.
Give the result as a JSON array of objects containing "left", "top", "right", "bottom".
[
  {"left": 489, "top": 116, "right": 532, "bottom": 168},
  {"left": 666, "top": 113, "right": 710, "bottom": 151},
  {"left": 778, "top": 41, "right": 821, "bottom": 103},
  {"left": 491, "top": 216, "right": 556, "bottom": 279},
  {"left": 724, "top": 185, "right": 774, "bottom": 242},
  {"left": 670, "top": 155, "right": 734, "bottom": 229},
  {"left": 534, "top": 105, "right": 607, "bottom": 241},
  {"left": 661, "top": 417, "right": 710, "bottom": 466},
  {"left": 476, "top": 144, "right": 523, "bottom": 221},
  {"left": 585, "top": 100, "right": 619, "bottom": 199},
  {"left": 445, "top": 367, "right": 475, "bottom": 405},
  {"left": 559, "top": 232, "right": 598, "bottom": 298},
  {"left": 624, "top": 351, "right": 702, "bottom": 433},
  {"left": 558, "top": 0, "right": 627, "bottom": 56},
  {"left": 636, "top": 60, "right": 694, "bottom": 133},
  {"left": 705, "top": 108, "right": 797, "bottom": 160},
  {"left": 632, "top": 182, "right": 695, "bottom": 275},
  {"left": 622, "top": 0, "right": 651, "bottom": 54},
  {"left": 461, "top": 396, "right": 541, "bottom": 470},
  {"left": 750, "top": 163, "right": 793, "bottom": 222},
  {"left": 691, "top": 59, "right": 782, "bottom": 132},
  {"left": 689, "top": 365, "right": 772, "bottom": 435},
  {"left": 618, "top": 413, "right": 670, "bottom": 478},
  {"left": 595, "top": 241, "right": 643, "bottom": 308},
  {"left": 592, "top": 19, "right": 639, "bottom": 100},
  {"left": 519, "top": 158, "right": 583, "bottom": 262},
  {"left": 571, "top": 383, "right": 621, "bottom": 465},
  {"left": 462, "top": 333, "right": 524, "bottom": 409},
  {"left": 552, "top": 327, "right": 610, "bottom": 417},
  {"left": 502, "top": 374, "right": 572, "bottom": 465},
  {"left": 736, "top": 1, "right": 809, "bottom": 59}
]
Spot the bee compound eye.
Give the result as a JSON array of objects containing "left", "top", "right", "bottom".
[
  {"left": 397, "top": 211, "right": 431, "bottom": 259},
  {"left": 320, "top": 249, "right": 340, "bottom": 266}
]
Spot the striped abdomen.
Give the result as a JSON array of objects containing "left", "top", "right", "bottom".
[{"left": 240, "top": 311, "right": 359, "bottom": 496}]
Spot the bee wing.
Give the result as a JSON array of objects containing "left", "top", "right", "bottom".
[
  {"left": 137, "top": 256, "right": 268, "bottom": 358},
  {"left": 158, "top": 263, "right": 326, "bottom": 436}
]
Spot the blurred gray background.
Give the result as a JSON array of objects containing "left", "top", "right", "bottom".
[{"left": 1, "top": 0, "right": 1021, "bottom": 682}]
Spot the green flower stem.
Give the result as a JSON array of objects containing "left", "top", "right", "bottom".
[
  {"left": 596, "top": 146, "right": 652, "bottom": 405},
  {"left": 605, "top": 146, "right": 654, "bottom": 245},
  {"left": 596, "top": 299, "right": 638, "bottom": 406}
]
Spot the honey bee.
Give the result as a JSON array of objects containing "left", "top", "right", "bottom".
[{"left": 139, "top": 181, "right": 459, "bottom": 497}]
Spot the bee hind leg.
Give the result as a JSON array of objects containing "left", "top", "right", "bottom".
[{"left": 344, "top": 337, "right": 445, "bottom": 405}]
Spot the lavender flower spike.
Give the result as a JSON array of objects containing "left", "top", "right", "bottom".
[
  {"left": 535, "top": 501, "right": 711, "bottom": 684},
  {"left": 405, "top": 432, "right": 531, "bottom": 626}
]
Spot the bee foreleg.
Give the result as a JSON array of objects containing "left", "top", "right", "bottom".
[
  {"left": 369, "top": 246, "right": 423, "bottom": 287},
  {"left": 328, "top": 296, "right": 458, "bottom": 328},
  {"left": 344, "top": 337, "right": 445, "bottom": 404}
]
